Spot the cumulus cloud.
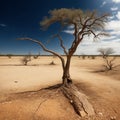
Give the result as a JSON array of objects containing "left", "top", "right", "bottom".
[
  {"left": 116, "top": 11, "right": 120, "bottom": 19},
  {"left": 111, "top": 7, "right": 118, "bottom": 11},
  {"left": 63, "top": 10, "right": 120, "bottom": 55},
  {"left": 106, "top": 20, "right": 120, "bottom": 31},
  {"left": 67, "top": 25, "right": 74, "bottom": 29},
  {"left": 75, "top": 36, "right": 120, "bottom": 55},
  {"left": 63, "top": 29, "right": 74, "bottom": 34},
  {"left": 74, "top": 4, "right": 120, "bottom": 55},
  {"left": 108, "top": 16, "right": 115, "bottom": 20},
  {"left": 105, "top": 11, "right": 120, "bottom": 34},
  {"left": 112, "top": 0, "right": 120, "bottom": 3}
]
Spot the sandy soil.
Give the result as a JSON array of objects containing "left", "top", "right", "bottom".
[{"left": 0, "top": 56, "right": 120, "bottom": 120}]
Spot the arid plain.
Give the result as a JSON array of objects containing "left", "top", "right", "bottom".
[{"left": 0, "top": 56, "right": 120, "bottom": 120}]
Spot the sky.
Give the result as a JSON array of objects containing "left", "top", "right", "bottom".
[{"left": 0, "top": 0, "right": 120, "bottom": 55}]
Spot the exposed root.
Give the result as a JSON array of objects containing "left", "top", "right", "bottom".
[{"left": 61, "top": 83, "right": 95, "bottom": 117}]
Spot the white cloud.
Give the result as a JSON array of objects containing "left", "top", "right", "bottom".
[
  {"left": 75, "top": 5, "right": 120, "bottom": 55},
  {"left": 116, "top": 11, "right": 120, "bottom": 19},
  {"left": 63, "top": 30, "right": 74, "bottom": 34},
  {"left": 111, "top": 7, "right": 118, "bottom": 11},
  {"left": 101, "top": 1, "right": 107, "bottom": 7},
  {"left": 108, "top": 16, "right": 115, "bottom": 20},
  {"left": 112, "top": 0, "right": 120, "bottom": 3},
  {"left": 106, "top": 20, "right": 120, "bottom": 31},
  {"left": 68, "top": 25, "right": 74, "bottom": 29},
  {"left": 110, "top": 30, "right": 120, "bottom": 36},
  {"left": 0, "top": 24, "right": 7, "bottom": 27},
  {"left": 75, "top": 37, "right": 120, "bottom": 55},
  {"left": 63, "top": 10, "right": 120, "bottom": 55}
]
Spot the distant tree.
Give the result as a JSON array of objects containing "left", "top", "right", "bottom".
[
  {"left": 87, "top": 56, "right": 90, "bottom": 58},
  {"left": 98, "top": 48, "right": 117, "bottom": 71},
  {"left": 33, "top": 52, "right": 40, "bottom": 59},
  {"left": 19, "top": 8, "right": 109, "bottom": 117},
  {"left": 33, "top": 55, "right": 38, "bottom": 59},
  {"left": 6, "top": 54, "right": 12, "bottom": 59},
  {"left": 21, "top": 53, "right": 31, "bottom": 65},
  {"left": 21, "top": 56, "right": 31, "bottom": 65},
  {"left": 91, "top": 56, "right": 95, "bottom": 59},
  {"left": 82, "top": 55, "right": 86, "bottom": 59}
]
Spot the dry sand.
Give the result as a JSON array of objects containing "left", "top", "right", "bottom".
[{"left": 0, "top": 56, "right": 120, "bottom": 120}]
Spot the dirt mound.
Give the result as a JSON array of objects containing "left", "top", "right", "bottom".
[
  {"left": 0, "top": 82, "right": 120, "bottom": 120},
  {"left": 0, "top": 88, "right": 78, "bottom": 120}
]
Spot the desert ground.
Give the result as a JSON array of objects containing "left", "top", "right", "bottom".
[{"left": 0, "top": 56, "right": 120, "bottom": 120}]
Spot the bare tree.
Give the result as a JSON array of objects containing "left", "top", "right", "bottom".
[
  {"left": 21, "top": 53, "right": 31, "bottom": 66},
  {"left": 98, "top": 48, "right": 117, "bottom": 71},
  {"left": 33, "top": 52, "right": 40, "bottom": 59},
  {"left": 7, "top": 54, "right": 12, "bottom": 59},
  {"left": 18, "top": 8, "right": 109, "bottom": 117}
]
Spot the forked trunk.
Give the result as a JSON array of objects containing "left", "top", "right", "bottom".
[{"left": 62, "top": 56, "right": 72, "bottom": 85}]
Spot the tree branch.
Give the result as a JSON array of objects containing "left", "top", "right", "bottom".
[
  {"left": 53, "top": 34, "right": 68, "bottom": 55},
  {"left": 68, "top": 22, "right": 82, "bottom": 55},
  {"left": 109, "top": 57, "right": 116, "bottom": 65},
  {"left": 86, "top": 14, "right": 108, "bottom": 27},
  {"left": 18, "top": 37, "right": 65, "bottom": 69}
]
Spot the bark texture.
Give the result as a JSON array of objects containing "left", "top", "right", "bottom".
[{"left": 61, "top": 83, "right": 95, "bottom": 117}]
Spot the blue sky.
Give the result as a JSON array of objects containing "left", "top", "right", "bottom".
[{"left": 0, "top": 0, "right": 120, "bottom": 55}]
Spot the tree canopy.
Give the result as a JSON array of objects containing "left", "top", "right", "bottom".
[{"left": 40, "top": 8, "right": 109, "bottom": 56}]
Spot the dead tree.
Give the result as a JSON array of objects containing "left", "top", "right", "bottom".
[
  {"left": 7, "top": 54, "right": 12, "bottom": 59},
  {"left": 98, "top": 48, "right": 117, "bottom": 71},
  {"left": 21, "top": 54, "right": 31, "bottom": 66},
  {"left": 18, "top": 8, "right": 109, "bottom": 117},
  {"left": 33, "top": 52, "right": 40, "bottom": 59}
]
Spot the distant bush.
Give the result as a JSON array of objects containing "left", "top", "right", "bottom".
[
  {"left": 6, "top": 54, "right": 13, "bottom": 59},
  {"left": 49, "top": 61, "right": 56, "bottom": 65},
  {"left": 21, "top": 56, "right": 31, "bottom": 65},
  {"left": 82, "top": 55, "right": 85, "bottom": 59},
  {"left": 98, "top": 48, "right": 117, "bottom": 71},
  {"left": 33, "top": 55, "right": 39, "bottom": 59},
  {"left": 91, "top": 56, "right": 95, "bottom": 59}
]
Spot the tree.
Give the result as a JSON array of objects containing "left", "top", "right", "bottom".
[
  {"left": 19, "top": 8, "right": 109, "bottom": 117},
  {"left": 6, "top": 54, "right": 12, "bottom": 59},
  {"left": 33, "top": 52, "right": 40, "bottom": 59},
  {"left": 98, "top": 48, "right": 117, "bottom": 71},
  {"left": 21, "top": 53, "right": 31, "bottom": 66}
]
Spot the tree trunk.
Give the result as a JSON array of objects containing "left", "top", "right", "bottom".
[
  {"left": 61, "top": 56, "right": 95, "bottom": 117},
  {"left": 62, "top": 56, "right": 72, "bottom": 85}
]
